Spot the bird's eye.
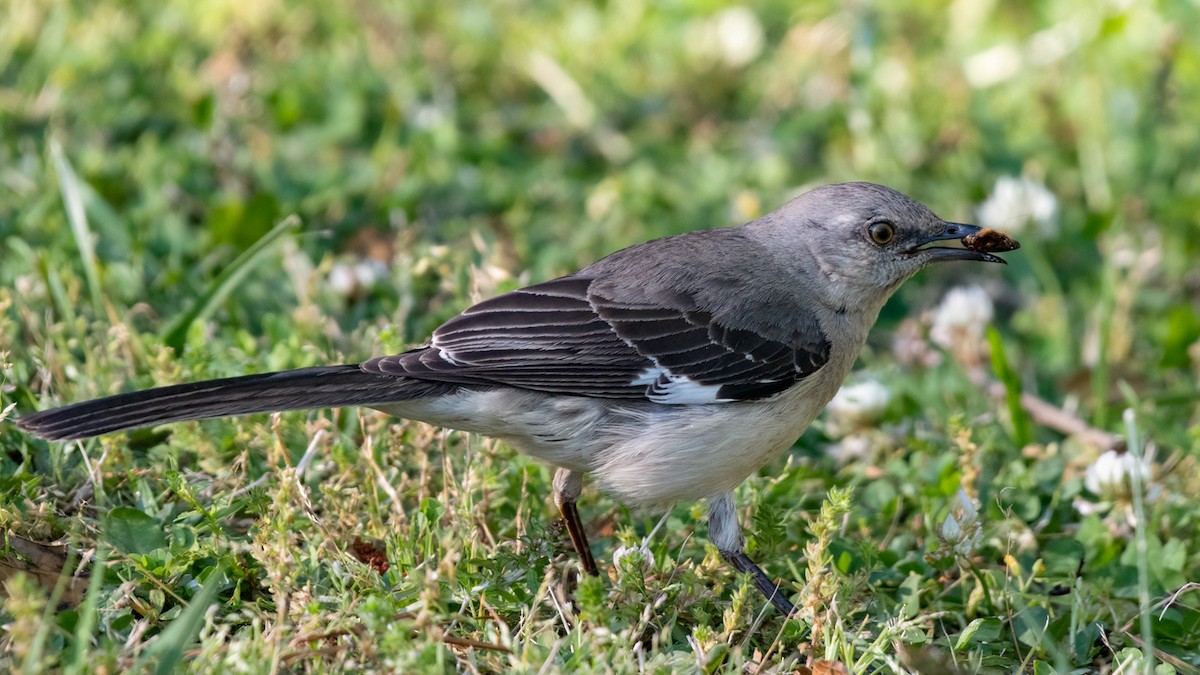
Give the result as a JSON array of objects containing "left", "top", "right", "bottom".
[{"left": 868, "top": 221, "right": 895, "bottom": 245}]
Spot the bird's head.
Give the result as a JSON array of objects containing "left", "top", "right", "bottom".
[{"left": 748, "top": 182, "right": 1016, "bottom": 312}]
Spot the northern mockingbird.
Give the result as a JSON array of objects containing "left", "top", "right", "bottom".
[{"left": 17, "top": 182, "right": 1017, "bottom": 615}]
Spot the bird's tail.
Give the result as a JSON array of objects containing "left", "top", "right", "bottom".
[{"left": 17, "top": 365, "right": 440, "bottom": 441}]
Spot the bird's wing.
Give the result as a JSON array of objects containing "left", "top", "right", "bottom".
[{"left": 363, "top": 276, "right": 830, "bottom": 403}]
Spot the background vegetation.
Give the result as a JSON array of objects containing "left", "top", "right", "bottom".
[{"left": 2, "top": 0, "right": 1198, "bottom": 672}]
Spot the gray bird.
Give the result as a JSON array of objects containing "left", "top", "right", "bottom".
[{"left": 17, "top": 182, "right": 1015, "bottom": 615}]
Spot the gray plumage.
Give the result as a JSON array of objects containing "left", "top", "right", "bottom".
[{"left": 16, "top": 182, "right": 1014, "bottom": 614}]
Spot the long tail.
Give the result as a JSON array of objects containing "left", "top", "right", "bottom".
[{"left": 17, "top": 365, "right": 443, "bottom": 441}]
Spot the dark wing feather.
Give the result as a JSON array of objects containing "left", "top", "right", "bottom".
[
  {"left": 364, "top": 278, "right": 650, "bottom": 397},
  {"left": 363, "top": 276, "right": 830, "bottom": 403},
  {"left": 588, "top": 291, "right": 829, "bottom": 401}
]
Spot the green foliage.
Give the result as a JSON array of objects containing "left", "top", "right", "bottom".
[
  {"left": 103, "top": 507, "right": 166, "bottom": 555},
  {"left": 3, "top": 0, "right": 1200, "bottom": 672}
]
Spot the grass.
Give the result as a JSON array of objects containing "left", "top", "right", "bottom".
[{"left": 3, "top": 0, "right": 1200, "bottom": 672}]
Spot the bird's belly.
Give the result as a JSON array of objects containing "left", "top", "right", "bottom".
[
  {"left": 376, "top": 374, "right": 841, "bottom": 508},
  {"left": 588, "top": 381, "right": 833, "bottom": 506},
  {"left": 375, "top": 388, "right": 611, "bottom": 472}
]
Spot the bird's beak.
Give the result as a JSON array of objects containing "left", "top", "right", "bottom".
[{"left": 906, "top": 222, "right": 1009, "bottom": 265}]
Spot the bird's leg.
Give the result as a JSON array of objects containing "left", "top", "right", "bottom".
[
  {"left": 553, "top": 468, "right": 598, "bottom": 576},
  {"left": 708, "top": 492, "right": 795, "bottom": 616}
]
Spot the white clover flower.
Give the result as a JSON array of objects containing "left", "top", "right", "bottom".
[
  {"left": 825, "top": 432, "right": 875, "bottom": 464},
  {"left": 977, "top": 175, "right": 1059, "bottom": 237},
  {"left": 929, "top": 285, "right": 994, "bottom": 351},
  {"left": 938, "top": 488, "right": 982, "bottom": 558},
  {"left": 1075, "top": 448, "right": 1161, "bottom": 525},
  {"left": 328, "top": 259, "right": 386, "bottom": 299},
  {"left": 963, "top": 44, "right": 1023, "bottom": 88},
  {"left": 328, "top": 263, "right": 358, "bottom": 297},
  {"left": 685, "top": 7, "right": 764, "bottom": 69},
  {"left": 892, "top": 317, "right": 943, "bottom": 368},
  {"left": 825, "top": 380, "right": 891, "bottom": 438},
  {"left": 355, "top": 260, "right": 385, "bottom": 288},
  {"left": 713, "top": 7, "right": 764, "bottom": 67},
  {"left": 824, "top": 381, "right": 895, "bottom": 464},
  {"left": 612, "top": 543, "right": 655, "bottom": 577},
  {"left": 1084, "top": 450, "right": 1152, "bottom": 500},
  {"left": 939, "top": 512, "right": 962, "bottom": 542}
]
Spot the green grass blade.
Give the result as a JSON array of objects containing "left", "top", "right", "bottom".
[
  {"left": 133, "top": 566, "right": 225, "bottom": 675},
  {"left": 23, "top": 543, "right": 81, "bottom": 675},
  {"left": 987, "top": 326, "right": 1033, "bottom": 447},
  {"left": 6, "top": 238, "right": 76, "bottom": 325},
  {"left": 1123, "top": 409, "right": 1156, "bottom": 673},
  {"left": 65, "top": 546, "right": 108, "bottom": 675},
  {"left": 49, "top": 138, "right": 104, "bottom": 315},
  {"left": 161, "top": 215, "right": 301, "bottom": 353}
]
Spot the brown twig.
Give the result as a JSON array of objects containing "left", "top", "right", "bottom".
[
  {"left": 1122, "top": 632, "right": 1200, "bottom": 675},
  {"left": 1018, "top": 392, "right": 1122, "bottom": 450},
  {"left": 985, "top": 380, "right": 1121, "bottom": 450},
  {"left": 281, "top": 610, "right": 510, "bottom": 667},
  {"left": 440, "top": 634, "right": 511, "bottom": 652}
]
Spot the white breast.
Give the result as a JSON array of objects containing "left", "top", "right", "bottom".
[{"left": 584, "top": 373, "right": 839, "bottom": 506}]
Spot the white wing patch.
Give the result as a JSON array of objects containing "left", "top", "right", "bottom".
[
  {"left": 435, "top": 346, "right": 460, "bottom": 366},
  {"left": 645, "top": 372, "right": 726, "bottom": 404},
  {"left": 628, "top": 349, "right": 731, "bottom": 404},
  {"left": 630, "top": 367, "right": 659, "bottom": 386}
]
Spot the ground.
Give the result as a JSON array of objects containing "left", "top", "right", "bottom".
[{"left": 2, "top": 1, "right": 1199, "bottom": 673}]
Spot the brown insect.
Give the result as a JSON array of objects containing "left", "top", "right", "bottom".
[{"left": 962, "top": 228, "right": 1020, "bottom": 253}]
